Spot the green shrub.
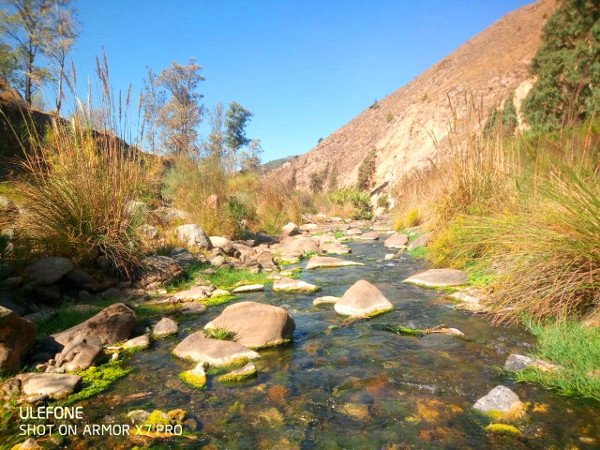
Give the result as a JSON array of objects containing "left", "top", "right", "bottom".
[
  {"left": 357, "top": 148, "right": 377, "bottom": 191},
  {"left": 329, "top": 188, "right": 372, "bottom": 220}
]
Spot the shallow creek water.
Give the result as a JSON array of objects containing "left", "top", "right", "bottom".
[{"left": 72, "top": 240, "right": 598, "bottom": 449}]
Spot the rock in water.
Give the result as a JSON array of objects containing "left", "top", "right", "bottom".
[
  {"left": 204, "top": 301, "right": 295, "bottom": 349},
  {"left": 123, "top": 335, "right": 151, "bottom": 350},
  {"left": 473, "top": 385, "right": 524, "bottom": 415},
  {"left": 2, "top": 373, "right": 81, "bottom": 401},
  {"left": 217, "top": 362, "right": 258, "bottom": 382},
  {"left": 172, "top": 332, "right": 259, "bottom": 367},
  {"left": 403, "top": 269, "right": 468, "bottom": 288},
  {"left": 272, "top": 277, "right": 320, "bottom": 294},
  {"left": 153, "top": 317, "right": 178, "bottom": 338},
  {"left": 504, "top": 354, "right": 559, "bottom": 372},
  {"left": 24, "top": 257, "right": 73, "bottom": 285},
  {"left": 313, "top": 296, "right": 340, "bottom": 306},
  {"left": 232, "top": 284, "right": 264, "bottom": 293},
  {"left": 334, "top": 280, "right": 394, "bottom": 318},
  {"left": 0, "top": 307, "right": 36, "bottom": 373},
  {"left": 51, "top": 303, "right": 137, "bottom": 348},
  {"left": 175, "top": 224, "right": 212, "bottom": 249},
  {"left": 305, "top": 256, "right": 363, "bottom": 270},
  {"left": 384, "top": 233, "right": 409, "bottom": 248}
]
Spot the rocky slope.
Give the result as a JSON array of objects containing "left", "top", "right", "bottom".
[{"left": 268, "top": 0, "right": 559, "bottom": 199}]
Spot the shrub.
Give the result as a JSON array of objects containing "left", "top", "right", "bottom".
[
  {"left": 357, "top": 148, "right": 377, "bottom": 191},
  {"left": 376, "top": 195, "right": 390, "bottom": 209},
  {"left": 309, "top": 168, "right": 328, "bottom": 194},
  {"left": 329, "top": 188, "right": 372, "bottom": 220}
]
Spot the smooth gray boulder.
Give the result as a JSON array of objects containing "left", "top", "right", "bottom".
[
  {"left": 334, "top": 280, "right": 394, "bottom": 317},
  {"left": 473, "top": 385, "right": 523, "bottom": 414},
  {"left": 403, "top": 268, "right": 468, "bottom": 288},
  {"left": 24, "top": 257, "right": 73, "bottom": 285},
  {"left": 205, "top": 301, "right": 295, "bottom": 349},
  {"left": 173, "top": 331, "right": 259, "bottom": 367},
  {"left": 175, "top": 224, "right": 212, "bottom": 249},
  {"left": 153, "top": 317, "right": 178, "bottom": 338}
]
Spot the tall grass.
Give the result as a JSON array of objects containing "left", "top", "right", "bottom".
[
  {"left": 11, "top": 58, "right": 156, "bottom": 277},
  {"left": 392, "top": 93, "right": 600, "bottom": 322}
]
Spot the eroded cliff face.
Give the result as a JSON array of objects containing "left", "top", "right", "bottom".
[{"left": 268, "top": 0, "right": 559, "bottom": 196}]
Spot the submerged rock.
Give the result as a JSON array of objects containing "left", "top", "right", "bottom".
[
  {"left": 173, "top": 332, "right": 259, "bottom": 367},
  {"left": 313, "top": 296, "right": 341, "bottom": 306},
  {"left": 403, "top": 268, "right": 468, "bottom": 288},
  {"left": 306, "top": 256, "right": 363, "bottom": 270},
  {"left": 334, "top": 280, "right": 394, "bottom": 318},
  {"left": 273, "top": 277, "right": 320, "bottom": 294},
  {"left": 0, "top": 306, "right": 36, "bottom": 373},
  {"left": 473, "top": 385, "right": 524, "bottom": 415},
  {"left": 205, "top": 301, "right": 295, "bottom": 349}
]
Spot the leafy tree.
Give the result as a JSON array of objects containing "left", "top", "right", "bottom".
[
  {"left": 484, "top": 94, "right": 518, "bottom": 137},
  {"left": 224, "top": 101, "right": 253, "bottom": 171},
  {"left": 0, "top": 40, "right": 19, "bottom": 88},
  {"left": 142, "top": 58, "right": 205, "bottom": 155},
  {"left": 239, "top": 138, "right": 263, "bottom": 173},
  {"left": 0, "top": 0, "right": 77, "bottom": 108},
  {"left": 523, "top": 0, "right": 599, "bottom": 130}
]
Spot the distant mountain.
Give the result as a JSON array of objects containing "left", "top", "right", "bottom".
[
  {"left": 268, "top": 0, "right": 558, "bottom": 195},
  {"left": 261, "top": 154, "right": 299, "bottom": 173}
]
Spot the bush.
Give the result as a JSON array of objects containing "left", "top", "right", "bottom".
[
  {"left": 329, "top": 188, "right": 372, "bottom": 220},
  {"left": 357, "top": 148, "right": 377, "bottom": 191}
]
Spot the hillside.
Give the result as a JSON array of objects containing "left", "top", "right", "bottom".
[{"left": 268, "top": 0, "right": 560, "bottom": 198}]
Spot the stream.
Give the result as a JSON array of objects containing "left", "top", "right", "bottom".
[{"left": 70, "top": 239, "right": 599, "bottom": 449}]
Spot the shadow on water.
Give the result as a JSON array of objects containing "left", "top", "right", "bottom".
[{"left": 60, "top": 241, "right": 599, "bottom": 448}]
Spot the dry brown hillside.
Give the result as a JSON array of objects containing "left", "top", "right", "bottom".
[{"left": 269, "top": 0, "right": 559, "bottom": 199}]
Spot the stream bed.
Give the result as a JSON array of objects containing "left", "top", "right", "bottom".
[{"left": 69, "top": 240, "right": 599, "bottom": 449}]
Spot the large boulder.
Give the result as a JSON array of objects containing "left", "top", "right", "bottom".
[
  {"left": 51, "top": 303, "right": 136, "bottom": 348},
  {"left": 0, "top": 307, "right": 36, "bottom": 373},
  {"left": 49, "top": 341, "right": 103, "bottom": 372},
  {"left": 153, "top": 317, "right": 178, "bottom": 338},
  {"left": 173, "top": 332, "right": 259, "bottom": 367},
  {"left": 306, "top": 256, "right": 363, "bottom": 270},
  {"left": 24, "top": 257, "right": 73, "bottom": 285},
  {"left": 278, "top": 236, "right": 321, "bottom": 257},
  {"left": 137, "top": 255, "right": 183, "bottom": 288},
  {"left": 403, "top": 269, "right": 468, "bottom": 288},
  {"left": 384, "top": 233, "right": 409, "bottom": 249},
  {"left": 2, "top": 373, "right": 81, "bottom": 401},
  {"left": 175, "top": 224, "right": 212, "bottom": 249},
  {"left": 334, "top": 280, "right": 394, "bottom": 318},
  {"left": 205, "top": 301, "right": 295, "bottom": 349},
  {"left": 473, "top": 385, "right": 524, "bottom": 415}
]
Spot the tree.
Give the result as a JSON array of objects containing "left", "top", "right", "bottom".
[
  {"left": 0, "top": 0, "right": 77, "bottom": 108},
  {"left": 224, "top": 101, "right": 253, "bottom": 172},
  {"left": 523, "top": 0, "right": 599, "bottom": 130},
  {"left": 239, "top": 138, "right": 263, "bottom": 173},
  {"left": 141, "top": 67, "right": 159, "bottom": 153},
  {"left": 142, "top": 58, "right": 205, "bottom": 155},
  {"left": 205, "top": 102, "right": 225, "bottom": 163},
  {"left": 0, "top": 40, "right": 19, "bottom": 88}
]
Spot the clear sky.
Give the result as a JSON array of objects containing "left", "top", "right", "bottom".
[{"left": 71, "top": 0, "right": 532, "bottom": 162}]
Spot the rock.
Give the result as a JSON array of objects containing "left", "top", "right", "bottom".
[
  {"left": 127, "top": 409, "right": 151, "bottom": 424},
  {"left": 137, "top": 255, "right": 183, "bottom": 288},
  {"left": 428, "top": 327, "right": 465, "bottom": 338},
  {"left": 3, "top": 373, "right": 81, "bottom": 400},
  {"left": 24, "top": 257, "right": 73, "bottom": 285},
  {"left": 100, "top": 287, "right": 132, "bottom": 301},
  {"left": 320, "top": 240, "right": 351, "bottom": 255},
  {"left": 232, "top": 284, "right": 264, "bottom": 293},
  {"left": 278, "top": 236, "right": 321, "bottom": 257},
  {"left": 172, "top": 286, "right": 211, "bottom": 302},
  {"left": 153, "top": 207, "right": 188, "bottom": 224},
  {"left": 173, "top": 332, "right": 259, "bottom": 367},
  {"left": 209, "top": 254, "right": 226, "bottom": 267},
  {"left": 582, "top": 313, "right": 600, "bottom": 328},
  {"left": 473, "top": 385, "right": 524, "bottom": 415},
  {"left": 11, "top": 438, "right": 43, "bottom": 449},
  {"left": 299, "top": 223, "right": 319, "bottom": 232},
  {"left": 141, "top": 224, "right": 159, "bottom": 239},
  {"left": 346, "top": 228, "right": 363, "bottom": 236},
  {"left": 51, "top": 341, "right": 103, "bottom": 372},
  {"left": 23, "top": 309, "right": 56, "bottom": 323},
  {"left": 64, "top": 269, "right": 95, "bottom": 289},
  {"left": 403, "top": 269, "right": 468, "bottom": 288},
  {"left": 384, "top": 253, "right": 396, "bottom": 261},
  {"left": 205, "top": 301, "right": 295, "bottom": 349},
  {"left": 211, "top": 289, "right": 231, "bottom": 297},
  {"left": 504, "top": 354, "right": 559, "bottom": 372},
  {"left": 306, "top": 256, "right": 364, "bottom": 270},
  {"left": 340, "top": 403, "right": 370, "bottom": 420},
  {"left": 407, "top": 233, "right": 431, "bottom": 250},
  {"left": 334, "top": 280, "right": 394, "bottom": 318},
  {"left": 175, "top": 224, "right": 212, "bottom": 249},
  {"left": 313, "top": 296, "right": 340, "bottom": 306},
  {"left": 281, "top": 222, "right": 300, "bottom": 237},
  {"left": 358, "top": 231, "right": 380, "bottom": 240},
  {"left": 123, "top": 335, "right": 150, "bottom": 350},
  {"left": 178, "top": 302, "right": 207, "bottom": 315},
  {"left": 273, "top": 277, "right": 320, "bottom": 294},
  {"left": 153, "top": 318, "right": 178, "bottom": 338},
  {"left": 449, "top": 290, "right": 488, "bottom": 312},
  {"left": 217, "top": 362, "right": 258, "bottom": 382},
  {"left": 210, "top": 236, "right": 234, "bottom": 255},
  {"left": 169, "top": 248, "right": 196, "bottom": 268},
  {"left": 179, "top": 362, "right": 207, "bottom": 388},
  {"left": 0, "top": 307, "right": 36, "bottom": 373},
  {"left": 51, "top": 303, "right": 136, "bottom": 348},
  {"left": 384, "top": 233, "right": 409, "bottom": 249}
]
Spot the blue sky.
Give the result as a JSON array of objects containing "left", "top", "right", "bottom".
[{"left": 70, "top": 0, "right": 532, "bottom": 162}]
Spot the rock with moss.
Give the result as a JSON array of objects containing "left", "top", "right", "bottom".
[
  {"left": 205, "top": 301, "right": 294, "bottom": 349},
  {"left": 232, "top": 284, "right": 264, "bottom": 293},
  {"left": 123, "top": 334, "right": 150, "bottom": 351},
  {"left": 305, "top": 256, "right": 363, "bottom": 270},
  {"left": 273, "top": 277, "right": 320, "bottom": 294},
  {"left": 179, "top": 363, "right": 207, "bottom": 388},
  {"left": 153, "top": 317, "right": 178, "bottom": 338},
  {"left": 403, "top": 268, "right": 468, "bottom": 288},
  {"left": 473, "top": 385, "right": 524, "bottom": 418},
  {"left": 217, "top": 363, "right": 258, "bottom": 383},
  {"left": 334, "top": 280, "right": 394, "bottom": 318},
  {"left": 407, "top": 233, "right": 431, "bottom": 250},
  {"left": 2, "top": 373, "right": 81, "bottom": 402},
  {"left": 313, "top": 296, "right": 340, "bottom": 306},
  {"left": 173, "top": 331, "right": 259, "bottom": 367}
]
